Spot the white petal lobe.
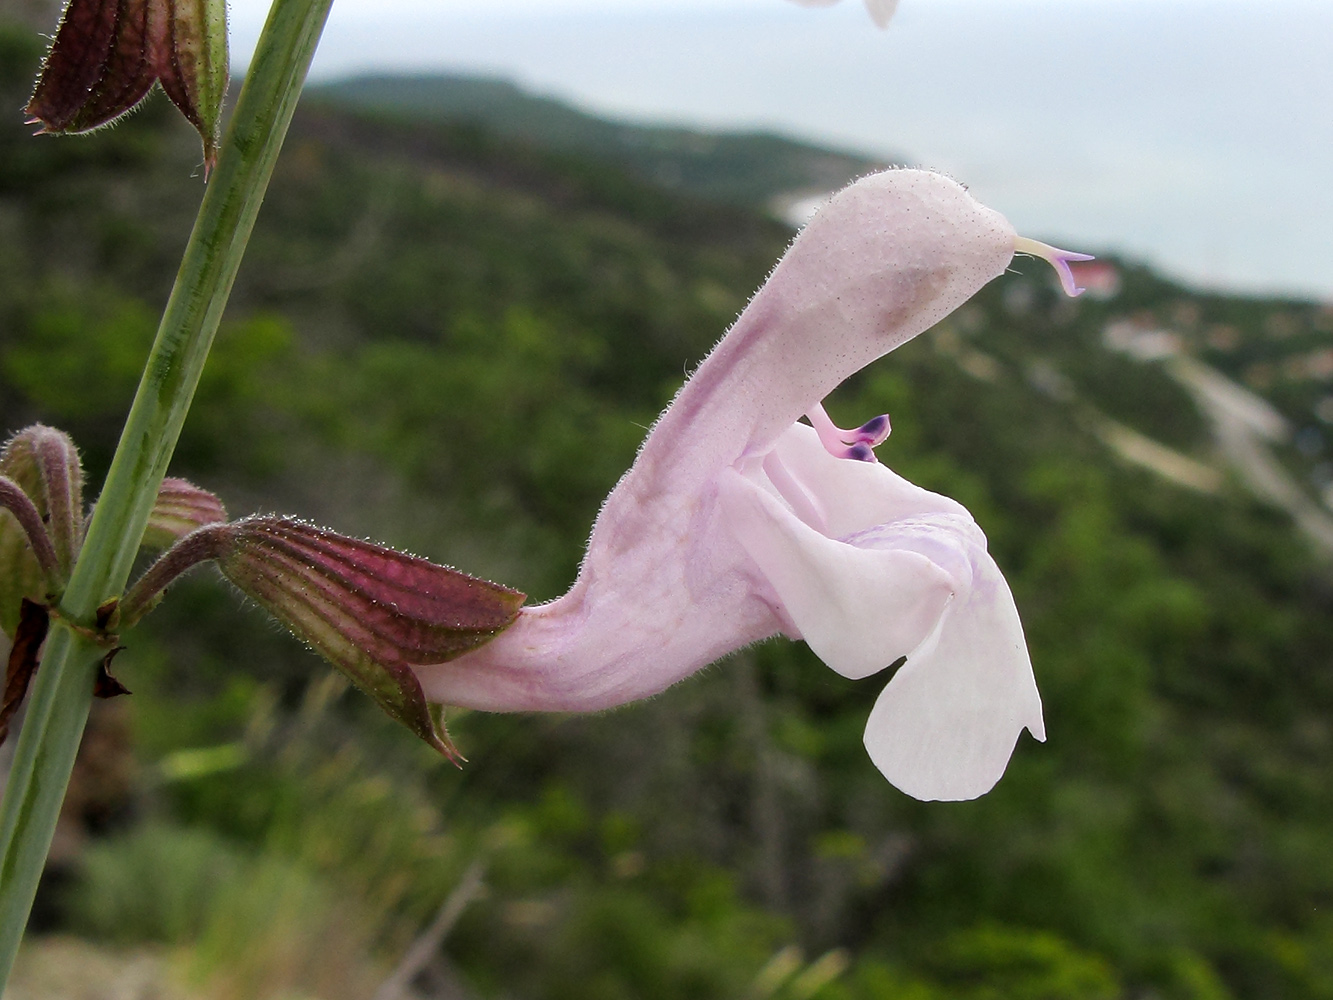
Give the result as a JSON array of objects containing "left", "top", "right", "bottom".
[{"left": 863, "top": 551, "right": 1045, "bottom": 801}]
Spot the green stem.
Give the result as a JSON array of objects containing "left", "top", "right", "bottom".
[{"left": 0, "top": 0, "right": 334, "bottom": 982}]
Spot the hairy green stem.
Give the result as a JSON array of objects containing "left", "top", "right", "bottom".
[{"left": 0, "top": 0, "right": 334, "bottom": 982}]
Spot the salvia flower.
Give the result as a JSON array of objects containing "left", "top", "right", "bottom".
[{"left": 418, "top": 169, "right": 1089, "bottom": 800}]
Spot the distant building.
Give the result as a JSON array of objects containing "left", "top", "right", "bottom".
[
  {"left": 1103, "top": 318, "right": 1180, "bottom": 361},
  {"left": 1069, "top": 260, "right": 1120, "bottom": 300}
]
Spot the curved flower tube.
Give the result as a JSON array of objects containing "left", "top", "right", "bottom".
[{"left": 417, "top": 169, "right": 1072, "bottom": 800}]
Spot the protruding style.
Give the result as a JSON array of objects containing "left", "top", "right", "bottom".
[{"left": 1013, "top": 236, "right": 1096, "bottom": 297}]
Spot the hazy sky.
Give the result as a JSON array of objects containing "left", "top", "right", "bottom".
[{"left": 227, "top": 1, "right": 1332, "bottom": 300}]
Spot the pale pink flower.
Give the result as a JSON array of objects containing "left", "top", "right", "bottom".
[{"left": 419, "top": 170, "right": 1087, "bottom": 800}]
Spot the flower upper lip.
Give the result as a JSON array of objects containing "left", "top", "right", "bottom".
[{"left": 417, "top": 169, "right": 1062, "bottom": 800}]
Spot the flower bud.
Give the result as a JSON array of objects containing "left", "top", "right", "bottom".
[
  {"left": 214, "top": 518, "right": 525, "bottom": 760},
  {"left": 0, "top": 425, "right": 83, "bottom": 634},
  {"left": 142, "top": 478, "right": 227, "bottom": 550},
  {"left": 26, "top": 0, "right": 230, "bottom": 168}
]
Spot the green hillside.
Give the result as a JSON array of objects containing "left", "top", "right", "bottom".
[
  {"left": 313, "top": 73, "right": 891, "bottom": 213},
  {"left": 4, "top": 21, "right": 1333, "bottom": 1000}
]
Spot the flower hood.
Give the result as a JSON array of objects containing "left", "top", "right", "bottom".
[{"left": 418, "top": 169, "right": 1059, "bottom": 800}]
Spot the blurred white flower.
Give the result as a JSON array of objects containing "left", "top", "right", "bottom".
[{"left": 787, "top": 0, "right": 899, "bottom": 29}]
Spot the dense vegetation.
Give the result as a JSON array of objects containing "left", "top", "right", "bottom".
[
  {"left": 3, "top": 19, "right": 1333, "bottom": 1000},
  {"left": 315, "top": 74, "right": 888, "bottom": 212}
]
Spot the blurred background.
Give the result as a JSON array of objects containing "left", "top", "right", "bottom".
[
  {"left": 2, "top": 0, "right": 1332, "bottom": 997},
  {"left": 231, "top": 0, "right": 1333, "bottom": 300}
]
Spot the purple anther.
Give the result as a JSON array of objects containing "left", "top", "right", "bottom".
[
  {"left": 808, "top": 402, "right": 890, "bottom": 460},
  {"left": 1013, "top": 237, "right": 1095, "bottom": 298},
  {"left": 852, "top": 413, "right": 891, "bottom": 446}
]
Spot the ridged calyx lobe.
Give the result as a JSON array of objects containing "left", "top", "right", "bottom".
[
  {"left": 26, "top": 0, "right": 229, "bottom": 167},
  {"left": 143, "top": 477, "right": 227, "bottom": 550},
  {"left": 214, "top": 518, "right": 525, "bottom": 761}
]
